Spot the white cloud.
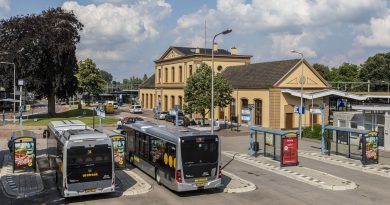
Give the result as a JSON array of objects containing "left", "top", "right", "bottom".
[
  {"left": 271, "top": 32, "right": 318, "bottom": 59},
  {"left": 62, "top": 0, "right": 171, "bottom": 61},
  {"left": 0, "top": 0, "right": 10, "bottom": 12},
  {"left": 355, "top": 13, "right": 390, "bottom": 47}
]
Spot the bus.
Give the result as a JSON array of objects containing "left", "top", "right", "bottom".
[
  {"left": 123, "top": 121, "right": 222, "bottom": 192},
  {"left": 45, "top": 120, "right": 115, "bottom": 198}
]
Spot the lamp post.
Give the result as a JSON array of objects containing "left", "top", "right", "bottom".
[
  {"left": 0, "top": 62, "right": 16, "bottom": 124},
  {"left": 211, "top": 29, "right": 232, "bottom": 134},
  {"left": 290, "top": 50, "right": 304, "bottom": 140}
]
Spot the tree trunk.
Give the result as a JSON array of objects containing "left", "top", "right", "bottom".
[
  {"left": 201, "top": 110, "right": 205, "bottom": 125},
  {"left": 48, "top": 93, "right": 56, "bottom": 117}
]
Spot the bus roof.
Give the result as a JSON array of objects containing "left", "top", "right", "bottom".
[
  {"left": 64, "top": 129, "right": 109, "bottom": 141},
  {"left": 48, "top": 120, "right": 87, "bottom": 132},
  {"left": 126, "top": 121, "right": 213, "bottom": 143}
]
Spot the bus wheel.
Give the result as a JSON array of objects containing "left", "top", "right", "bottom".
[{"left": 155, "top": 169, "right": 161, "bottom": 185}]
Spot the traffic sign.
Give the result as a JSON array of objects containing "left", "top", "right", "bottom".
[
  {"left": 294, "top": 106, "right": 305, "bottom": 114},
  {"left": 25, "top": 105, "right": 31, "bottom": 111}
]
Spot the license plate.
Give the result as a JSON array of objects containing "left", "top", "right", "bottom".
[
  {"left": 196, "top": 182, "right": 205, "bottom": 187},
  {"left": 85, "top": 188, "right": 96, "bottom": 193}
]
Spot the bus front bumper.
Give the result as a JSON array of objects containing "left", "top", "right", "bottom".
[
  {"left": 64, "top": 185, "right": 115, "bottom": 198},
  {"left": 176, "top": 178, "right": 222, "bottom": 192}
]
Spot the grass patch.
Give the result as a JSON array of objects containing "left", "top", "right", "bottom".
[
  {"left": 23, "top": 116, "right": 118, "bottom": 126},
  {"left": 24, "top": 108, "right": 118, "bottom": 126}
]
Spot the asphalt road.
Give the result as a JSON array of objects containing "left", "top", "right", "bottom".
[{"left": 1, "top": 108, "right": 390, "bottom": 204}]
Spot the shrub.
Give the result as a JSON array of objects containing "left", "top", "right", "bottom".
[{"left": 303, "top": 124, "right": 324, "bottom": 140}]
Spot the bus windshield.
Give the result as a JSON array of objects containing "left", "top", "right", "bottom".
[
  {"left": 181, "top": 137, "right": 218, "bottom": 165},
  {"left": 67, "top": 144, "right": 112, "bottom": 184}
]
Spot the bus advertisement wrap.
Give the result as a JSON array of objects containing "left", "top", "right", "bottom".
[
  {"left": 282, "top": 137, "right": 298, "bottom": 165},
  {"left": 14, "top": 139, "right": 35, "bottom": 167}
]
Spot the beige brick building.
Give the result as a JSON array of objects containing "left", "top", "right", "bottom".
[{"left": 139, "top": 46, "right": 330, "bottom": 129}]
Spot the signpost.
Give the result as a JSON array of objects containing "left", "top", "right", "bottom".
[
  {"left": 95, "top": 106, "right": 105, "bottom": 129},
  {"left": 248, "top": 104, "right": 254, "bottom": 157},
  {"left": 320, "top": 103, "right": 326, "bottom": 157},
  {"left": 111, "top": 135, "right": 126, "bottom": 168},
  {"left": 18, "top": 79, "right": 24, "bottom": 130},
  {"left": 241, "top": 109, "right": 250, "bottom": 121},
  {"left": 294, "top": 105, "right": 305, "bottom": 114},
  {"left": 175, "top": 105, "right": 180, "bottom": 127}
]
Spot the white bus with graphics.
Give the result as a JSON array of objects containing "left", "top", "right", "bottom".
[
  {"left": 45, "top": 120, "right": 115, "bottom": 198},
  {"left": 123, "top": 121, "right": 222, "bottom": 192}
]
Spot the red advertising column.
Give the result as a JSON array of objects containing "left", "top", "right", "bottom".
[{"left": 282, "top": 134, "right": 298, "bottom": 166}]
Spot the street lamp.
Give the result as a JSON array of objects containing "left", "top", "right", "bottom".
[
  {"left": 290, "top": 50, "right": 304, "bottom": 140},
  {"left": 0, "top": 62, "right": 16, "bottom": 124},
  {"left": 211, "top": 29, "right": 232, "bottom": 134}
]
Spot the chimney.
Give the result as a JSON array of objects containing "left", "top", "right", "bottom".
[
  {"left": 213, "top": 43, "right": 219, "bottom": 52},
  {"left": 195, "top": 47, "right": 200, "bottom": 54},
  {"left": 230, "top": 47, "right": 237, "bottom": 55}
]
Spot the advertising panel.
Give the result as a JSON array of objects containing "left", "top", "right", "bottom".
[
  {"left": 14, "top": 138, "right": 35, "bottom": 168},
  {"left": 112, "top": 136, "right": 126, "bottom": 168},
  {"left": 365, "top": 133, "right": 378, "bottom": 164},
  {"left": 282, "top": 137, "right": 298, "bottom": 165}
]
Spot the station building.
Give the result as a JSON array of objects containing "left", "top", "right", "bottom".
[{"left": 139, "top": 46, "right": 331, "bottom": 129}]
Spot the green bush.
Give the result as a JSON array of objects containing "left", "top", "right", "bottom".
[{"left": 302, "top": 125, "right": 332, "bottom": 140}]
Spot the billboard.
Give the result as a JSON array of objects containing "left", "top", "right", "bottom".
[
  {"left": 14, "top": 138, "right": 35, "bottom": 168},
  {"left": 282, "top": 137, "right": 298, "bottom": 165},
  {"left": 111, "top": 135, "right": 126, "bottom": 168}
]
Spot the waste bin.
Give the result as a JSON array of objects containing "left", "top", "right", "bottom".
[{"left": 9, "top": 130, "right": 37, "bottom": 172}]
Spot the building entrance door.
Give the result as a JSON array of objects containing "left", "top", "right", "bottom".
[
  {"left": 255, "top": 99, "right": 262, "bottom": 125},
  {"left": 285, "top": 113, "right": 293, "bottom": 130}
]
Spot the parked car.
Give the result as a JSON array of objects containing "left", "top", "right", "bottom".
[
  {"left": 154, "top": 111, "right": 169, "bottom": 120},
  {"left": 129, "top": 105, "right": 143, "bottom": 114},
  {"left": 165, "top": 111, "right": 184, "bottom": 122}
]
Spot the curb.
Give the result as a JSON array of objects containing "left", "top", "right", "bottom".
[
  {"left": 0, "top": 154, "right": 44, "bottom": 198},
  {"left": 221, "top": 171, "right": 256, "bottom": 193},
  {"left": 120, "top": 169, "right": 152, "bottom": 196},
  {"left": 299, "top": 151, "right": 390, "bottom": 178},
  {"left": 223, "top": 151, "right": 357, "bottom": 191}
]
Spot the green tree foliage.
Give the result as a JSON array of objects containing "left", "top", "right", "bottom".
[
  {"left": 99, "top": 69, "right": 113, "bottom": 83},
  {"left": 143, "top": 74, "right": 148, "bottom": 81},
  {"left": 0, "top": 8, "right": 83, "bottom": 116},
  {"left": 359, "top": 52, "right": 390, "bottom": 82},
  {"left": 312, "top": 63, "right": 334, "bottom": 81},
  {"left": 76, "top": 58, "right": 105, "bottom": 104},
  {"left": 333, "top": 63, "right": 360, "bottom": 82},
  {"left": 184, "top": 63, "right": 233, "bottom": 123}
]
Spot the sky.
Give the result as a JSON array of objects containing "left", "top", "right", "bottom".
[{"left": 0, "top": 0, "right": 389, "bottom": 81}]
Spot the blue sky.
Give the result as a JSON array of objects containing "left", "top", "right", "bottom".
[{"left": 1, "top": 0, "right": 389, "bottom": 81}]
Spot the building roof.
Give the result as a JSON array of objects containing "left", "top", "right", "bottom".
[
  {"left": 139, "top": 74, "right": 155, "bottom": 89},
  {"left": 221, "top": 59, "right": 301, "bottom": 89},
  {"left": 173, "top": 46, "right": 232, "bottom": 55}
]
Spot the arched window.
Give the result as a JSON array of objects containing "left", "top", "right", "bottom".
[
  {"left": 165, "top": 67, "right": 168, "bottom": 83},
  {"left": 230, "top": 98, "right": 236, "bottom": 120},
  {"left": 189, "top": 65, "right": 193, "bottom": 77},
  {"left": 171, "top": 67, "right": 175, "bottom": 82},
  {"left": 179, "top": 66, "right": 183, "bottom": 82}
]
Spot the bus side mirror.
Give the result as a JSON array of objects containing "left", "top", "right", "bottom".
[{"left": 43, "top": 130, "right": 49, "bottom": 139}]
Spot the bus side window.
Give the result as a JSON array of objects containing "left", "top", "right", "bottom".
[
  {"left": 142, "top": 134, "right": 149, "bottom": 160},
  {"left": 135, "top": 131, "right": 140, "bottom": 155}
]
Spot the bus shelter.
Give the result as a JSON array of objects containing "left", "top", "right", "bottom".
[
  {"left": 8, "top": 130, "right": 37, "bottom": 172},
  {"left": 99, "top": 129, "right": 127, "bottom": 169},
  {"left": 324, "top": 126, "right": 379, "bottom": 165},
  {"left": 250, "top": 127, "right": 299, "bottom": 167}
]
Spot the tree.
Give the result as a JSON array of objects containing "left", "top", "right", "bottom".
[
  {"left": 76, "top": 58, "right": 106, "bottom": 105},
  {"left": 360, "top": 52, "right": 390, "bottom": 82},
  {"left": 184, "top": 63, "right": 233, "bottom": 124},
  {"left": 0, "top": 8, "right": 83, "bottom": 116},
  {"left": 313, "top": 63, "right": 334, "bottom": 81},
  {"left": 143, "top": 74, "right": 148, "bottom": 81},
  {"left": 333, "top": 63, "right": 360, "bottom": 82},
  {"left": 99, "top": 69, "right": 113, "bottom": 83}
]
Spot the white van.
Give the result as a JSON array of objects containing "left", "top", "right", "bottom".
[{"left": 129, "top": 105, "right": 143, "bottom": 114}]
